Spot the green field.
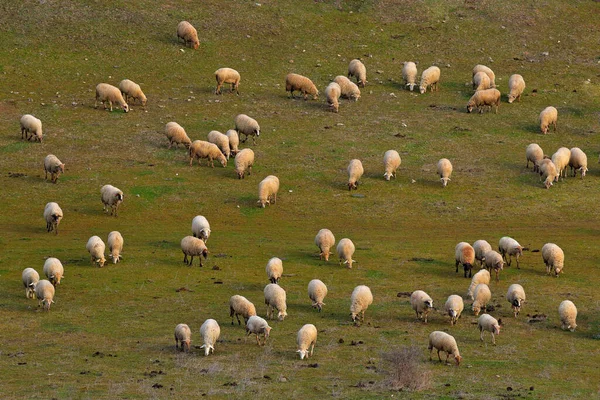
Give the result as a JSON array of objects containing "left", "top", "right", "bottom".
[{"left": 1, "top": 1, "right": 599, "bottom": 398}]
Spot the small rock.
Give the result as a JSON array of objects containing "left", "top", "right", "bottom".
[
  {"left": 542, "top": 51, "right": 549, "bottom": 56},
  {"left": 279, "top": 377, "right": 288, "bottom": 383},
  {"left": 338, "top": 338, "right": 344, "bottom": 344}
]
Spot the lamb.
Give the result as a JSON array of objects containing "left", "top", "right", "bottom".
[
  {"left": 498, "top": 236, "right": 523, "bottom": 268},
  {"left": 191, "top": 215, "right": 211, "bottom": 242},
  {"left": 472, "top": 71, "right": 491, "bottom": 91},
  {"left": 118, "top": 79, "right": 147, "bottom": 106},
  {"left": 234, "top": 114, "right": 260, "bottom": 145},
  {"left": 410, "top": 290, "right": 433, "bottom": 323},
  {"left": 428, "top": 331, "right": 462, "bottom": 366},
  {"left": 180, "top": 236, "right": 208, "bottom": 267},
  {"left": 526, "top": 143, "right": 545, "bottom": 172},
  {"left": 419, "top": 66, "right": 441, "bottom": 94},
  {"left": 20, "top": 114, "right": 43, "bottom": 142},
  {"left": 347, "top": 59, "right": 367, "bottom": 87},
  {"left": 95, "top": 83, "right": 129, "bottom": 112},
  {"left": 541, "top": 243, "right": 564, "bottom": 277},
  {"left": 539, "top": 106, "right": 558, "bottom": 134},
  {"left": 333, "top": 75, "right": 361, "bottom": 101},
  {"left": 35, "top": 280, "right": 55, "bottom": 311},
  {"left": 86, "top": 236, "right": 106, "bottom": 267},
  {"left": 174, "top": 323, "right": 191, "bottom": 352},
  {"left": 257, "top": 175, "right": 279, "bottom": 208},
  {"left": 234, "top": 148, "right": 254, "bottom": 179},
  {"left": 483, "top": 250, "right": 504, "bottom": 281},
  {"left": 265, "top": 257, "right": 283, "bottom": 284},
  {"left": 43, "top": 154, "right": 65, "bottom": 184},
  {"left": 437, "top": 158, "right": 453, "bottom": 187},
  {"left": 189, "top": 140, "right": 227, "bottom": 168},
  {"left": 455, "top": 242, "right": 475, "bottom": 278},
  {"left": 538, "top": 158, "right": 559, "bottom": 189},
  {"left": 473, "top": 239, "right": 492, "bottom": 267},
  {"left": 507, "top": 74, "right": 525, "bottom": 103},
  {"left": 229, "top": 295, "right": 257, "bottom": 325},
  {"left": 568, "top": 147, "right": 588, "bottom": 178},
  {"left": 472, "top": 65, "right": 496, "bottom": 88},
  {"left": 558, "top": 300, "right": 577, "bottom": 332},
  {"left": 337, "top": 238, "right": 356, "bottom": 268},
  {"left": 176, "top": 21, "right": 199, "bottom": 49},
  {"left": 296, "top": 324, "right": 318, "bottom": 360},
  {"left": 308, "top": 279, "right": 328, "bottom": 312},
  {"left": 506, "top": 283, "right": 526, "bottom": 317},
  {"left": 43, "top": 257, "right": 64, "bottom": 286},
  {"left": 467, "top": 269, "right": 491, "bottom": 300},
  {"left": 207, "top": 130, "right": 231, "bottom": 160},
  {"left": 350, "top": 285, "right": 373, "bottom": 323},
  {"left": 43, "top": 202, "right": 63, "bottom": 235},
  {"left": 347, "top": 159, "right": 364, "bottom": 190},
  {"left": 107, "top": 231, "right": 124, "bottom": 264},
  {"left": 466, "top": 88, "right": 501, "bottom": 114},
  {"left": 164, "top": 122, "right": 192, "bottom": 149},
  {"left": 225, "top": 129, "right": 240, "bottom": 156},
  {"left": 325, "top": 82, "right": 341, "bottom": 113},
  {"left": 22, "top": 268, "right": 39, "bottom": 299},
  {"left": 100, "top": 184, "right": 124, "bottom": 216},
  {"left": 471, "top": 283, "right": 491, "bottom": 316},
  {"left": 444, "top": 295, "right": 464, "bottom": 325},
  {"left": 478, "top": 313, "right": 501, "bottom": 344},
  {"left": 402, "top": 61, "right": 418, "bottom": 91},
  {"left": 245, "top": 315, "right": 272, "bottom": 346},
  {"left": 285, "top": 73, "right": 319, "bottom": 100},
  {"left": 315, "top": 228, "right": 335, "bottom": 261},
  {"left": 264, "top": 283, "right": 287, "bottom": 320},
  {"left": 215, "top": 68, "right": 241, "bottom": 95},
  {"left": 199, "top": 319, "right": 220, "bottom": 356},
  {"left": 383, "top": 150, "right": 401, "bottom": 181},
  {"left": 551, "top": 147, "right": 571, "bottom": 181}
]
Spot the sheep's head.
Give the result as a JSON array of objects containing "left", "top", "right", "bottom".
[
  {"left": 541, "top": 124, "right": 548, "bottom": 134},
  {"left": 201, "top": 344, "right": 213, "bottom": 356},
  {"left": 419, "top": 85, "right": 426, "bottom": 94},
  {"left": 192, "top": 40, "right": 199, "bottom": 50},
  {"left": 580, "top": 167, "right": 588, "bottom": 177},
  {"left": 554, "top": 265, "right": 562, "bottom": 276},
  {"left": 122, "top": 103, "right": 129, "bottom": 113},
  {"left": 312, "top": 301, "right": 325, "bottom": 312},
  {"left": 277, "top": 310, "right": 287, "bottom": 321},
  {"left": 264, "top": 326, "right": 271, "bottom": 338},
  {"left": 183, "top": 339, "right": 191, "bottom": 353},
  {"left": 202, "top": 248, "right": 208, "bottom": 259},
  {"left": 384, "top": 172, "right": 392, "bottom": 181},
  {"left": 97, "top": 257, "right": 106, "bottom": 268},
  {"left": 297, "top": 349, "right": 309, "bottom": 360},
  {"left": 219, "top": 156, "right": 227, "bottom": 168},
  {"left": 351, "top": 312, "right": 358, "bottom": 322},
  {"left": 200, "top": 230, "right": 210, "bottom": 242},
  {"left": 441, "top": 177, "right": 450, "bottom": 187},
  {"left": 508, "top": 94, "right": 516, "bottom": 104},
  {"left": 493, "top": 324, "right": 501, "bottom": 335},
  {"left": 454, "top": 355, "right": 462, "bottom": 366},
  {"left": 424, "top": 300, "right": 433, "bottom": 309},
  {"left": 472, "top": 302, "right": 481, "bottom": 315}
]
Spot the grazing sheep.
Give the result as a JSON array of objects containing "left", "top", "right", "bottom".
[
  {"left": 552, "top": 147, "right": 571, "bottom": 181},
  {"left": 285, "top": 73, "right": 319, "bottom": 100},
  {"left": 507, "top": 74, "right": 525, "bottom": 103},
  {"left": 558, "top": 300, "right": 577, "bottom": 332},
  {"left": 35, "top": 280, "right": 55, "bottom": 311},
  {"left": 199, "top": 319, "right": 221, "bottom": 356},
  {"left": 350, "top": 285, "right": 373, "bottom": 323},
  {"left": 455, "top": 242, "right": 475, "bottom": 278},
  {"left": 265, "top": 257, "right": 283, "bottom": 284},
  {"left": 225, "top": 129, "right": 240, "bottom": 156},
  {"left": 43, "top": 202, "right": 63, "bottom": 235},
  {"left": 525, "top": 143, "right": 545, "bottom": 172},
  {"left": 100, "top": 184, "right": 124, "bottom": 216},
  {"left": 347, "top": 59, "right": 367, "bottom": 87},
  {"left": 245, "top": 315, "right": 272, "bottom": 346},
  {"left": 107, "top": 231, "right": 124, "bottom": 264},
  {"left": 229, "top": 295, "right": 257, "bottom": 325},
  {"left": 437, "top": 158, "right": 453, "bottom": 187},
  {"left": 402, "top": 61, "right": 418, "bottom": 91},
  {"left": 337, "top": 238, "right": 356, "bottom": 268},
  {"left": 43, "top": 154, "right": 65, "bottom": 184},
  {"left": 95, "top": 83, "right": 129, "bottom": 112},
  {"left": 191, "top": 215, "right": 211, "bottom": 242},
  {"left": 118, "top": 79, "right": 146, "bottom": 106},
  {"left": 234, "top": 114, "right": 260, "bottom": 145},
  {"left": 506, "top": 284, "right": 526, "bottom": 317},
  {"left": 22, "top": 268, "right": 40, "bottom": 299},
  {"left": 234, "top": 148, "right": 254, "bottom": 179},
  {"left": 478, "top": 314, "right": 501, "bottom": 344},
  {"left": 568, "top": 147, "right": 588, "bottom": 178},
  {"left": 472, "top": 65, "right": 496, "bottom": 88},
  {"left": 215, "top": 68, "right": 241, "bottom": 95},
  {"left": 347, "top": 159, "right": 364, "bottom": 190},
  {"left": 308, "top": 279, "right": 328, "bottom": 312},
  {"left": 189, "top": 140, "right": 227, "bottom": 168},
  {"left": 257, "top": 175, "right": 279, "bottom": 208},
  {"left": 174, "top": 323, "right": 191, "bottom": 352},
  {"left": 164, "top": 122, "right": 192, "bottom": 149},
  {"left": 43, "top": 257, "right": 64, "bottom": 286},
  {"left": 471, "top": 283, "right": 491, "bottom": 316},
  {"left": 264, "top": 283, "right": 287, "bottom": 320},
  {"left": 333, "top": 75, "right": 361, "bottom": 101},
  {"left": 472, "top": 71, "right": 491, "bottom": 91},
  {"left": 539, "top": 106, "right": 558, "bottom": 134},
  {"left": 473, "top": 239, "right": 492, "bottom": 267},
  {"left": 383, "top": 150, "right": 401, "bottom": 181},
  {"left": 176, "top": 21, "right": 199, "bottom": 49},
  {"left": 542, "top": 243, "right": 564, "bottom": 277},
  {"left": 86, "top": 236, "right": 106, "bottom": 267},
  {"left": 419, "top": 66, "right": 441, "bottom": 94},
  {"left": 498, "top": 237, "right": 523, "bottom": 268},
  {"left": 410, "top": 290, "right": 434, "bottom": 323},
  {"left": 315, "top": 228, "right": 335, "bottom": 261},
  {"left": 466, "top": 88, "right": 501, "bottom": 114},
  {"left": 20, "top": 114, "right": 43, "bottom": 142},
  {"left": 483, "top": 250, "right": 504, "bottom": 282},
  {"left": 428, "top": 331, "right": 462, "bottom": 366},
  {"left": 467, "top": 269, "right": 491, "bottom": 300},
  {"left": 180, "top": 236, "right": 208, "bottom": 267},
  {"left": 444, "top": 295, "right": 464, "bottom": 325},
  {"left": 297, "top": 324, "right": 318, "bottom": 360},
  {"left": 325, "top": 82, "right": 341, "bottom": 113},
  {"left": 539, "top": 158, "right": 559, "bottom": 189}
]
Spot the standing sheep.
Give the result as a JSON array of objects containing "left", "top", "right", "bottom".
[
  {"left": 22, "top": 268, "right": 40, "bottom": 299},
  {"left": 410, "top": 290, "right": 434, "bottom": 323},
  {"left": 118, "top": 79, "right": 147, "bottom": 106},
  {"left": 483, "top": 250, "right": 504, "bottom": 281},
  {"left": 315, "top": 228, "right": 335, "bottom": 261},
  {"left": 437, "top": 158, "right": 453, "bottom": 187},
  {"left": 107, "top": 231, "right": 124, "bottom": 264},
  {"left": 350, "top": 285, "right": 373, "bottom": 323},
  {"left": 297, "top": 324, "right": 318, "bottom": 360},
  {"left": 455, "top": 242, "right": 475, "bottom": 278},
  {"left": 43, "top": 257, "right": 64, "bottom": 286},
  {"left": 43, "top": 154, "right": 65, "bottom": 184},
  {"left": 552, "top": 147, "right": 571, "bottom": 181},
  {"left": 558, "top": 300, "right": 577, "bottom": 332},
  {"left": 419, "top": 66, "right": 441, "bottom": 94},
  {"left": 444, "top": 295, "right": 464, "bottom": 325},
  {"left": 325, "top": 82, "right": 341, "bottom": 113},
  {"left": 229, "top": 295, "right": 257, "bottom": 325},
  {"left": 539, "top": 106, "right": 558, "bottom": 134},
  {"left": 525, "top": 143, "right": 545, "bottom": 172},
  {"left": 20, "top": 114, "right": 43, "bottom": 142},
  {"left": 506, "top": 284, "right": 526, "bottom": 317},
  {"left": 86, "top": 236, "right": 106, "bottom": 267},
  {"left": 347, "top": 159, "right": 364, "bottom": 190},
  {"left": 428, "top": 331, "right": 462, "bottom": 366},
  {"left": 189, "top": 140, "right": 227, "bottom": 168},
  {"left": 264, "top": 283, "right": 287, "bottom": 320},
  {"left": 285, "top": 73, "right": 319, "bottom": 100},
  {"left": 472, "top": 65, "right": 496, "bottom": 88},
  {"left": 472, "top": 71, "right": 491, "bottom": 91},
  {"left": 176, "top": 21, "right": 199, "bottom": 49},
  {"left": 402, "top": 61, "right": 418, "bottom": 91},
  {"left": 43, "top": 202, "right": 63, "bottom": 235},
  {"left": 467, "top": 269, "right": 491, "bottom": 300},
  {"left": 245, "top": 315, "right": 272, "bottom": 346},
  {"left": 180, "top": 236, "right": 208, "bottom": 267},
  {"left": 507, "top": 74, "right": 525, "bottom": 103},
  {"left": 164, "top": 122, "right": 192, "bottom": 149},
  {"left": 333, "top": 76, "right": 361, "bottom": 101},
  {"left": 199, "top": 319, "right": 221, "bottom": 356},
  {"left": 234, "top": 148, "right": 254, "bottom": 179},
  {"left": 337, "top": 238, "right": 356, "bottom": 268},
  {"left": 215, "top": 68, "right": 241, "bottom": 95},
  {"left": 100, "top": 184, "right": 124, "bottom": 216},
  {"left": 174, "top": 323, "right": 191, "bottom": 352},
  {"left": 498, "top": 236, "right": 523, "bottom": 268},
  {"left": 35, "top": 280, "right": 55, "bottom": 311},
  {"left": 265, "top": 257, "right": 283, "bottom": 284},
  {"left": 471, "top": 283, "right": 491, "bottom": 316},
  {"left": 234, "top": 114, "right": 260, "bottom": 145},
  {"left": 473, "top": 239, "right": 492, "bottom": 267},
  {"left": 308, "top": 279, "right": 328, "bottom": 312},
  {"left": 95, "top": 83, "right": 129, "bottom": 112},
  {"left": 542, "top": 243, "right": 564, "bottom": 277},
  {"left": 257, "top": 175, "right": 279, "bottom": 208},
  {"left": 466, "top": 88, "right": 501, "bottom": 114},
  {"left": 383, "top": 150, "right": 401, "bottom": 181},
  {"left": 191, "top": 215, "right": 211, "bottom": 242},
  {"left": 347, "top": 59, "right": 367, "bottom": 87},
  {"left": 225, "top": 129, "right": 240, "bottom": 156},
  {"left": 478, "top": 314, "right": 501, "bottom": 344},
  {"left": 539, "top": 158, "right": 559, "bottom": 189},
  {"left": 568, "top": 147, "right": 588, "bottom": 178}
]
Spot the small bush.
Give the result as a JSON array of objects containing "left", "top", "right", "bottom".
[{"left": 380, "top": 346, "right": 431, "bottom": 391}]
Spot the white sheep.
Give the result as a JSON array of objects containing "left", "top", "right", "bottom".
[
  {"left": 225, "top": 129, "right": 240, "bottom": 156},
  {"left": 285, "top": 73, "right": 319, "bottom": 100},
  {"left": 472, "top": 65, "right": 496, "bottom": 88},
  {"left": 107, "top": 231, "right": 124, "bottom": 264},
  {"left": 483, "top": 250, "right": 504, "bottom": 282},
  {"left": 297, "top": 324, "right": 318, "bottom": 360},
  {"left": 525, "top": 143, "right": 545, "bottom": 173},
  {"left": 437, "top": 158, "right": 452, "bottom": 187},
  {"left": 35, "top": 279, "right": 55, "bottom": 311},
  {"left": 428, "top": 331, "right": 462, "bottom": 366},
  {"left": 164, "top": 122, "right": 192, "bottom": 149},
  {"left": 325, "top": 82, "right": 341, "bottom": 113},
  {"left": 229, "top": 295, "right": 257, "bottom": 325},
  {"left": 350, "top": 285, "right": 373, "bottom": 323},
  {"left": 552, "top": 147, "right": 571, "bottom": 181},
  {"left": 473, "top": 239, "right": 492, "bottom": 267},
  {"left": 333, "top": 75, "right": 361, "bottom": 101},
  {"left": 337, "top": 238, "right": 356, "bottom": 268},
  {"left": 466, "top": 88, "right": 501, "bottom": 114},
  {"left": 95, "top": 83, "right": 129, "bottom": 112},
  {"left": 174, "top": 323, "right": 191, "bottom": 352},
  {"left": 507, "top": 74, "right": 525, "bottom": 103},
  {"left": 257, "top": 175, "right": 279, "bottom": 208},
  {"left": 234, "top": 148, "right": 254, "bottom": 179},
  {"left": 478, "top": 313, "right": 501, "bottom": 344},
  {"left": 506, "top": 283, "right": 526, "bottom": 317},
  {"left": 444, "top": 295, "right": 464, "bottom": 325},
  {"left": 207, "top": 130, "right": 231, "bottom": 160},
  {"left": 347, "top": 59, "right": 367, "bottom": 87},
  {"left": 234, "top": 114, "right": 260, "bottom": 145},
  {"left": 455, "top": 242, "right": 475, "bottom": 278},
  {"left": 471, "top": 283, "right": 491, "bottom": 316},
  {"left": 472, "top": 71, "right": 491, "bottom": 91},
  {"left": 118, "top": 79, "right": 147, "bottom": 106},
  {"left": 542, "top": 243, "right": 564, "bottom": 277},
  {"left": 265, "top": 257, "right": 283, "bottom": 284},
  {"left": 467, "top": 269, "right": 491, "bottom": 300},
  {"left": 20, "top": 114, "right": 43, "bottom": 142},
  {"left": 180, "top": 236, "right": 208, "bottom": 267},
  {"left": 245, "top": 315, "right": 272, "bottom": 346},
  {"left": 538, "top": 158, "right": 559, "bottom": 189},
  {"left": 215, "top": 68, "right": 241, "bottom": 95},
  {"left": 315, "top": 228, "right": 335, "bottom": 261},
  {"left": 43, "top": 202, "right": 63, "bottom": 235},
  {"left": 383, "top": 150, "right": 401, "bottom": 181},
  {"left": 191, "top": 215, "right": 211, "bottom": 242},
  {"left": 176, "top": 21, "right": 199, "bottom": 49},
  {"left": 22, "top": 268, "right": 40, "bottom": 299},
  {"left": 86, "top": 236, "right": 106, "bottom": 267},
  {"left": 44, "top": 154, "right": 65, "bottom": 184},
  {"left": 43, "top": 257, "right": 64, "bottom": 286},
  {"left": 100, "top": 184, "right": 124, "bottom": 216},
  {"left": 402, "top": 61, "right": 418, "bottom": 91},
  {"left": 308, "top": 279, "right": 328, "bottom": 312},
  {"left": 347, "top": 159, "right": 364, "bottom": 190},
  {"left": 199, "top": 319, "right": 221, "bottom": 356},
  {"left": 498, "top": 236, "right": 523, "bottom": 268},
  {"left": 264, "top": 283, "right": 287, "bottom": 320},
  {"left": 558, "top": 300, "right": 577, "bottom": 332},
  {"left": 539, "top": 106, "right": 558, "bottom": 134},
  {"left": 568, "top": 147, "right": 588, "bottom": 179},
  {"left": 419, "top": 66, "right": 440, "bottom": 94},
  {"left": 410, "top": 290, "right": 433, "bottom": 323},
  {"left": 189, "top": 140, "right": 227, "bottom": 168}
]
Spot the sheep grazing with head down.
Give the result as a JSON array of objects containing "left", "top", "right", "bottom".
[
  {"left": 472, "top": 65, "right": 496, "bottom": 88},
  {"left": 245, "top": 315, "right": 272, "bottom": 346},
  {"left": 177, "top": 21, "right": 199, "bottom": 49},
  {"left": 419, "top": 66, "right": 440, "bottom": 94},
  {"left": 473, "top": 240, "right": 492, "bottom": 267},
  {"left": 164, "top": 122, "right": 192, "bottom": 149},
  {"left": 507, "top": 74, "right": 525, "bottom": 103},
  {"left": 226, "top": 129, "right": 240, "bottom": 156},
  {"left": 568, "top": 147, "right": 588, "bottom": 179},
  {"left": 297, "top": 324, "right": 318, "bottom": 360},
  {"left": 229, "top": 295, "right": 257, "bottom": 325},
  {"left": 538, "top": 158, "right": 559, "bottom": 189},
  {"left": 542, "top": 243, "right": 564, "bottom": 277},
  {"left": 215, "top": 68, "right": 241, "bottom": 95},
  {"left": 234, "top": 148, "right": 254, "bottom": 179},
  {"left": 478, "top": 314, "right": 501, "bottom": 344},
  {"left": 483, "top": 250, "right": 504, "bottom": 281},
  {"left": 20, "top": 114, "right": 43, "bottom": 142},
  {"left": 471, "top": 283, "right": 491, "bottom": 316},
  {"left": 44, "top": 155, "right": 65, "bottom": 184},
  {"left": 22, "top": 268, "right": 40, "bottom": 299},
  {"left": 539, "top": 106, "right": 558, "bottom": 134},
  {"left": 265, "top": 257, "right": 283, "bottom": 284},
  {"left": 325, "top": 82, "right": 341, "bottom": 113},
  {"left": 315, "top": 228, "right": 335, "bottom": 261},
  {"left": 347, "top": 59, "right": 367, "bottom": 87},
  {"left": 95, "top": 83, "right": 129, "bottom": 112},
  {"left": 552, "top": 147, "right": 571, "bottom": 181},
  {"left": 119, "top": 79, "right": 146, "bottom": 106},
  {"left": 308, "top": 279, "right": 328, "bottom": 312},
  {"left": 257, "top": 175, "right": 279, "bottom": 208},
  {"left": 337, "top": 238, "right": 356, "bottom": 268},
  {"left": 506, "top": 284, "right": 526, "bottom": 317},
  {"left": 44, "top": 202, "right": 63, "bottom": 235},
  {"left": 428, "top": 331, "right": 462, "bottom": 366},
  {"left": 558, "top": 300, "right": 577, "bottom": 332},
  {"left": 444, "top": 295, "right": 464, "bottom": 325},
  {"left": 467, "top": 269, "right": 490, "bottom": 300},
  {"left": 402, "top": 61, "right": 418, "bottom": 91},
  {"left": 86, "top": 236, "right": 106, "bottom": 267},
  {"left": 189, "top": 140, "right": 227, "bottom": 168},
  {"left": 101, "top": 184, "right": 124, "bottom": 216},
  {"left": 174, "top": 323, "right": 191, "bottom": 352},
  {"left": 498, "top": 236, "right": 523, "bottom": 269},
  {"left": 455, "top": 242, "right": 475, "bottom": 278},
  {"left": 526, "top": 143, "right": 545, "bottom": 173},
  {"left": 234, "top": 114, "right": 260, "bottom": 145},
  {"left": 383, "top": 150, "right": 401, "bottom": 181},
  {"left": 43, "top": 257, "right": 64, "bottom": 286},
  {"left": 333, "top": 75, "right": 361, "bottom": 101},
  {"left": 437, "top": 158, "right": 452, "bottom": 187},
  {"left": 467, "top": 88, "right": 501, "bottom": 114},
  {"left": 347, "top": 159, "right": 364, "bottom": 190},
  {"left": 107, "top": 231, "right": 124, "bottom": 264},
  {"left": 410, "top": 290, "right": 434, "bottom": 323},
  {"left": 472, "top": 71, "right": 491, "bottom": 91},
  {"left": 264, "top": 283, "right": 287, "bottom": 320},
  {"left": 191, "top": 215, "right": 211, "bottom": 243},
  {"left": 207, "top": 130, "right": 231, "bottom": 160},
  {"left": 285, "top": 73, "right": 319, "bottom": 100},
  {"left": 199, "top": 319, "right": 220, "bottom": 356},
  {"left": 35, "top": 280, "right": 55, "bottom": 311},
  {"left": 350, "top": 285, "right": 373, "bottom": 323},
  {"left": 180, "top": 236, "right": 208, "bottom": 267}
]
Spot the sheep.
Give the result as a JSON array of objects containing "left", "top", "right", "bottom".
[
  {"left": 100, "top": 184, "right": 124, "bottom": 216},
  {"left": 350, "top": 285, "right": 373, "bottom": 323},
  {"left": 410, "top": 290, "right": 433, "bottom": 323},
  {"left": 558, "top": 300, "right": 577, "bottom": 332},
  {"left": 478, "top": 314, "right": 501, "bottom": 345},
  {"left": 507, "top": 74, "right": 525, "bottom": 103},
  {"left": 466, "top": 88, "right": 501, "bottom": 114},
  {"left": 107, "top": 231, "right": 124, "bottom": 264},
  {"left": 234, "top": 114, "right": 260, "bottom": 145},
  {"left": 164, "top": 122, "right": 192, "bottom": 149},
  {"left": 539, "top": 158, "right": 559, "bottom": 189},
  {"left": 419, "top": 66, "right": 441, "bottom": 94},
  {"left": 325, "top": 82, "right": 341, "bottom": 113},
  {"left": 234, "top": 148, "right": 254, "bottom": 179},
  {"left": 297, "top": 324, "right": 318, "bottom": 360},
  {"left": 95, "top": 83, "right": 129, "bottom": 112},
  {"left": 471, "top": 283, "right": 491, "bottom": 316},
  {"left": 498, "top": 236, "right": 523, "bottom": 268},
  {"left": 264, "top": 283, "right": 287, "bottom": 320},
  {"left": 207, "top": 130, "right": 231, "bottom": 160},
  {"left": 483, "top": 250, "right": 504, "bottom": 281},
  {"left": 189, "top": 140, "right": 227, "bottom": 168},
  {"left": 199, "top": 319, "right": 220, "bottom": 356},
  {"left": 176, "top": 21, "right": 199, "bottom": 49},
  {"left": 285, "top": 73, "right": 319, "bottom": 100},
  {"left": 308, "top": 279, "right": 327, "bottom": 312},
  {"left": 257, "top": 175, "right": 279, "bottom": 208},
  {"left": 383, "top": 150, "right": 401, "bottom": 181},
  {"left": 428, "top": 331, "right": 462, "bottom": 366},
  {"left": 35, "top": 280, "right": 55, "bottom": 311},
  {"left": 444, "top": 295, "right": 464, "bottom": 325},
  {"left": 568, "top": 147, "right": 588, "bottom": 179},
  {"left": 215, "top": 68, "right": 241, "bottom": 95},
  {"left": 315, "top": 228, "right": 335, "bottom": 261},
  {"left": 43, "top": 202, "right": 63, "bottom": 235},
  {"left": 542, "top": 243, "right": 564, "bottom": 277},
  {"left": 43, "top": 154, "right": 65, "bottom": 184},
  {"left": 347, "top": 59, "right": 367, "bottom": 87},
  {"left": 20, "top": 114, "right": 43, "bottom": 142},
  {"left": 245, "top": 315, "right": 272, "bottom": 346},
  {"left": 333, "top": 75, "right": 361, "bottom": 101},
  {"left": 467, "top": 269, "right": 491, "bottom": 300},
  {"left": 191, "top": 215, "right": 211, "bottom": 242},
  {"left": 473, "top": 239, "right": 492, "bottom": 267},
  {"left": 347, "top": 159, "right": 364, "bottom": 190},
  {"left": 265, "top": 257, "right": 283, "bottom": 284},
  {"left": 455, "top": 242, "right": 475, "bottom": 278},
  {"left": 43, "top": 257, "right": 64, "bottom": 286},
  {"left": 22, "top": 268, "right": 39, "bottom": 299},
  {"left": 402, "top": 61, "right": 418, "bottom": 91},
  {"left": 525, "top": 143, "right": 545, "bottom": 172},
  {"left": 506, "top": 284, "right": 526, "bottom": 317},
  {"left": 472, "top": 71, "right": 491, "bottom": 91},
  {"left": 174, "top": 323, "right": 191, "bottom": 352},
  {"left": 337, "top": 238, "right": 356, "bottom": 268},
  {"left": 118, "top": 79, "right": 146, "bottom": 106},
  {"left": 539, "top": 106, "right": 558, "bottom": 134},
  {"left": 225, "top": 129, "right": 240, "bottom": 156},
  {"left": 86, "top": 236, "right": 106, "bottom": 267},
  {"left": 552, "top": 147, "right": 571, "bottom": 181},
  {"left": 472, "top": 65, "right": 496, "bottom": 88},
  {"left": 180, "top": 236, "right": 208, "bottom": 267},
  {"left": 437, "top": 158, "right": 452, "bottom": 187},
  {"left": 229, "top": 295, "right": 257, "bottom": 325}
]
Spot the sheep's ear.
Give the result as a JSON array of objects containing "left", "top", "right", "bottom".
[
  {"left": 200, "top": 345, "right": 206, "bottom": 349},
  {"left": 119, "top": 255, "right": 124, "bottom": 260},
  {"left": 51, "top": 300, "right": 55, "bottom": 303},
  {"left": 296, "top": 350, "right": 301, "bottom": 353},
  {"left": 498, "top": 318, "right": 503, "bottom": 325}
]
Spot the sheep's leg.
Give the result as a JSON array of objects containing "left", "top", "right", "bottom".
[
  {"left": 516, "top": 256, "right": 520, "bottom": 269},
  {"left": 491, "top": 333, "right": 496, "bottom": 345},
  {"left": 183, "top": 253, "right": 188, "bottom": 264},
  {"left": 455, "top": 260, "right": 459, "bottom": 273},
  {"left": 437, "top": 349, "right": 442, "bottom": 362},
  {"left": 256, "top": 334, "right": 260, "bottom": 346},
  {"left": 108, "top": 101, "right": 113, "bottom": 111},
  {"left": 252, "top": 136, "right": 257, "bottom": 145}
]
